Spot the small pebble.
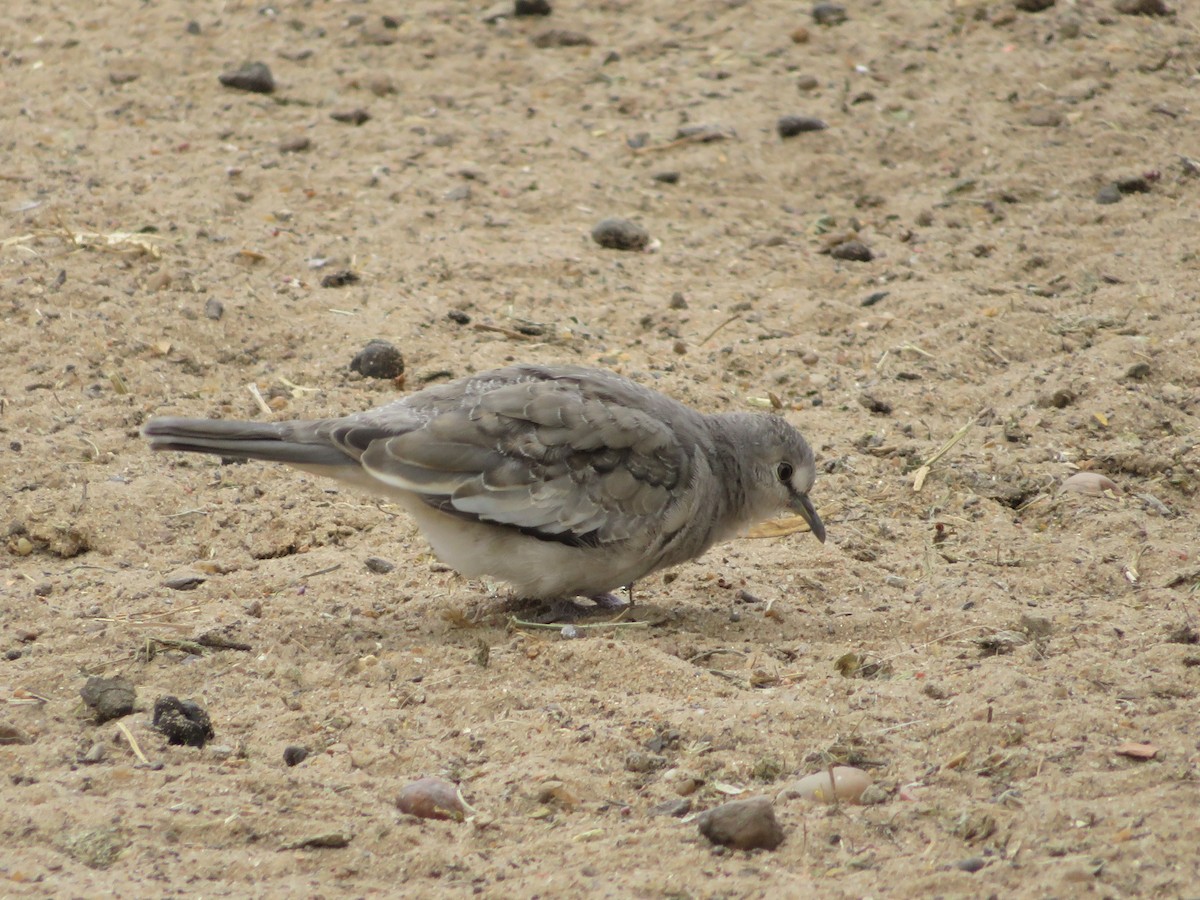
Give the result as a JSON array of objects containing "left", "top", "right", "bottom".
[
  {"left": 861, "top": 291, "right": 889, "bottom": 307},
  {"left": 1026, "top": 108, "right": 1063, "bottom": 127},
  {"left": 163, "top": 574, "right": 205, "bottom": 591},
  {"left": 447, "top": 310, "right": 471, "bottom": 325},
  {"left": 80, "top": 742, "right": 107, "bottom": 765},
  {"left": 204, "top": 298, "right": 224, "bottom": 321},
  {"left": 1123, "top": 361, "right": 1151, "bottom": 380},
  {"left": 1114, "top": 0, "right": 1170, "bottom": 14},
  {"left": 185, "top": 20, "right": 201, "bottom": 35},
  {"left": 33, "top": 581, "right": 52, "bottom": 597},
  {"left": 811, "top": 3, "right": 848, "bottom": 26},
  {"left": 1096, "top": 183, "right": 1122, "bottom": 204},
  {"left": 532, "top": 29, "right": 594, "bottom": 48},
  {"left": 153, "top": 696, "right": 215, "bottom": 748},
  {"left": 790, "top": 26, "right": 810, "bottom": 43},
  {"left": 777, "top": 115, "right": 828, "bottom": 138},
  {"left": 331, "top": 108, "right": 371, "bottom": 126},
  {"left": 1061, "top": 471, "right": 1121, "bottom": 496},
  {"left": 321, "top": 269, "right": 361, "bottom": 288},
  {"left": 796, "top": 75, "right": 820, "bottom": 92},
  {"left": 1014, "top": 0, "right": 1055, "bottom": 10},
  {"left": 624, "top": 750, "right": 666, "bottom": 773},
  {"left": 81, "top": 676, "right": 136, "bottom": 724},
  {"left": 777, "top": 766, "right": 873, "bottom": 804},
  {"left": 591, "top": 218, "right": 650, "bottom": 252},
  {"left": 653, "top": 171, "right": 681, "bottom": 184},
  {"left": 648, "top": 797, "right": 692, "bottom": 817},
  {"left": 218, "top": 62, "right": 275, "bottom": 94},
  {"left": 283, "top": 745, "right": 310, "bottom": 766},
  {"left": 364, "top": 556, "right": 396, "bottom": 574},
  {"left": 560, "top": 624, "right": 580, "bottom": 640},
  {"left": 279, "top": 135, "right": 312, "bottom": 154},
  {"left": 514, "top": 0, "right": 552, "bottom": 14},
  {"left": 859, "top": 392, "right": 892, "bottom": 414},
  {"left": 697, "top": 797, "right": 784, "bottom": 851},
  {"left": 397, "top": 777, "right": 469, "bottom": 821},
  {"left": 350, "top": 340, "right": 405, "bottom": 379},
  {"left": 669, "top": 291, "right": 689, "bottom": 310},
  {"left": 830, "top": 239, "right": 874, "bottom": 262},
  {"left": 955, "top": 857, "right": 988, "bottom": 873}
]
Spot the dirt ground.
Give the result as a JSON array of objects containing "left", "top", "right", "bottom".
[{"left": 2, "top": 0, "right": 1199, "bottom": 896}]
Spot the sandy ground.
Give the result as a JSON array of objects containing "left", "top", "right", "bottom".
[{"left": 3, "top": 0, "right": 1199, "bottom": 896}]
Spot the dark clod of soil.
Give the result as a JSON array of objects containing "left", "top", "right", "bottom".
[
  {"left": 777, "top": 115, "right": 828, "bottom": 138},
  {"left": 514, "top": 0, "right": 552, "bottom": 14},
  {"left": 592, "top": 218, "right": 650, "bottom": 251},
  {"left": 446, "top": 309, "right": 471, "bottom": 325},
  {"left": 80, "top": 676, "right": 136, "bottom": 724},
  {"left": 349, "top": 340, "right": 405, "bottom": 380},
  {"left": 153, "top": 696, "right": 215, "bottom": 748},
  {"left": 829, "top": 239, "right": 874, "bottom": 261},
  {"left": 321, "top": 269, "right": 361, "bottom": 288},
  {"left": 697, "top": 796, "right": 784, "bottom": 851},
  {"left": 811, "top": 3, "right": 848, "bottom": 26},
  {"left": 653, "top": 171, "right": 681, "bottom": 184},
  {"left": 218, "top": 62, "right": 275, "bottom": 94},
  {"left": 283, "top": 745, "right": 310, "bottom": 767},
  {"left": 204, "top": 297, "right": 224, "bottom": 320},
  {"left": 1015, "top": 0, "right": 1056, "bottom": 11}
]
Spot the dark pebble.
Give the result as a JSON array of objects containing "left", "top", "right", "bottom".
[
  {"left": 653, "top": 171, "right": 681, "bottom": 184},
  {"left": 1116, "top": 175, "right": 1154, "bottom": 194},
  {"left": 81, "top": 676, "right": 136, "bottom": 724},
  {"left": 591, "top": 217, "right": 650, "bottom": 251},
  {"left": 163, "top": 574, "right": 205, "bottom": 591},
  {"left": 153, "top": 696, "right": 215, "bottom": 748},
  {"left": 350, "top": 340, "right": 405, "bottom": 380},
  {"left": 218, "top": 62, "right": 275, "bottom": 94},
  {"left": 648, "top": 797, "right": 692, "bottom": 817},
  {"left": 331, "top": 108, "right": 371, "bottom": 126},
  {"left": 830, "top": 239, "right": 874, "bottom": 262},
  {"left": 1123, "top": 361, "right": 1151, "bottom": 380},
  {"left": 777, "top": 115, "right": 828, "bottom": 138},
  {"left": 812, "top": 3, "right": 848, "bottom": 26},
  {"left": 446, "top": 310, "right": 471, "bottom": 325},
  {"left": 365, "top": 556, "right": 396, "bottom": 574},
  {"left": 204, "top": 297, "right": 224, "bottom": 320},
  {"left": 5, "top": 649, "right": 21, "bottom": 661},
  {"left": 321, "top": 269, "right": 361, "bottom": 288},
  {"left": 186, "top": 20, "right": 201, "bottom": 35},
  {"left": 532, "top": 29, "right": 594, "bottom": 48},
  {"left": 955, "top": 857, "right": 988, "bottom": 873},
  {"left": 514, "top": 0, "right": 552, "bottom": 14},
  {"left": 33, "top": 581, "right": 52, "bottom": 597},
  {"left": 669, "top": 291, "right": 688, "bottom": 310},
  {"left": 283, "top": 745, "right": 310, "bottom": 767},
  {"left": 859, "top": 392, "right": 893, "bottom": 415},
  {"left": 1014, "top": 0, "right": 1055, "bottom": 10},
  {"left": 1096, "top": 183, "right": 1122, "bottom": 205},
  {"left": 861, "top": 291, "right": 889, "bottom": 307},
  {"left": 1114, "top": 0, "right": 1170, "bottom": 14},
  {"left": 697, "top": 797, "right": 784, "bottom": 851}
]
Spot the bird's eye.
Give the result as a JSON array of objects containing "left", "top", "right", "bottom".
[{"left": 776, "top": 461, "right": 794, "bottom": 483}]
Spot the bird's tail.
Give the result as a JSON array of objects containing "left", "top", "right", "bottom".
[{"left": 142, "top": 417, "right": 350, "bottom": 468}]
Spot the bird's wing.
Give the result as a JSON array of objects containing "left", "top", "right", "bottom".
[{"left": 328, "top": 372, "right": 704, "bottom": 547}]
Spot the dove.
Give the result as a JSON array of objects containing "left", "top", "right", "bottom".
[{"left": 142, "top": 364, "right": 825, "bottom": 605}]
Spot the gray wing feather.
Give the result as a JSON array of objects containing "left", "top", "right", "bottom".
[{"left": 352, "top": 370, "right": 700, "bottom": 546}]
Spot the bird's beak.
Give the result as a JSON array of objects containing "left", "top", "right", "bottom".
[{"left": 791, "top": 494, "right": 826, "bottom": 544}]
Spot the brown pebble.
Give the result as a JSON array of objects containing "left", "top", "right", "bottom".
[
  {"left": 1026, "top": 108, "right": 1063, "bottom": 127},
  {"left": 331, "top": 108, "right": 371, "bottom": 126},
  {"left": 829, "top": 239, "right": 874, "bottom": 262},
  {"left": 592, "top": 218, "right": 650, "bottom": 252},
  {"left": 697, "top": 796, "right": 784, "bottom": 851},
  {"left": 218, "top": 61, "right": 275, "bottom": 94},
  {"left": 280, "top": 135, "right": 312, "bottom": 154},
  {"left": 397, "top": 777, "right": 468, "bottom": 821},
  {"left": 1114, "top": 0, "right": 1170, "bottom": 15},
  {"left": 532, "top": 29, "right": 594, "bottom": 48},
  {"left": 777, "top": 115, "right": 828, "bottom": 138},
  {"left": 790, "top": 26, "right": 810, "bottom": 43}
]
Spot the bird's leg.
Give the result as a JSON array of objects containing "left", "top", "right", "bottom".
[{"left": 588, "top": 591, "right": 630, "bottom": 610}]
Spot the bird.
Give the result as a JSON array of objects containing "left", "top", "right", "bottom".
[{"left": 142, "top": 363, "right": 825, "bottom": 606}]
